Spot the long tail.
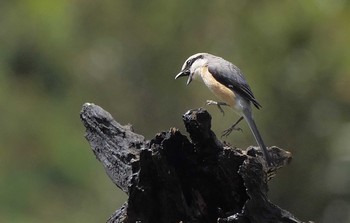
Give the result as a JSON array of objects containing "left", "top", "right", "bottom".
[{"left": 242, "top": 109, "right": 272, "bottom": 166}]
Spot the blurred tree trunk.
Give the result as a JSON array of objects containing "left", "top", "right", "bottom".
[{"left": 80, "top": 103, "right": 308, "bottom": 223}]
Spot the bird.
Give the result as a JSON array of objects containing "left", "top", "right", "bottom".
[{"left": 175, "top": 53, "right": 272, "bottom": 166}]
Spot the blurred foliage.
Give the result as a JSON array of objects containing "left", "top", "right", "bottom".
[{"left": 0, "top": 0, "right": 350, "bottom": 222}]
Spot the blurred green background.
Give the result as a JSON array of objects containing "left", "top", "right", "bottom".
[{"left": 1, "top": 0, "right": 350, "bottom": 222}]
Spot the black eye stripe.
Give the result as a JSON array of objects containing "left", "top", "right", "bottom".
[
  {"left": 186, "top": 55, "right": 203, "bottom": 68},
  {"left": 185, "top": 59, "right": 193, "bottom": 68}
]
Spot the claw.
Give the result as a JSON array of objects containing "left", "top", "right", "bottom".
[
  {"left": 221, "top": 126, "right": 242, "bottom": 138},
  {"left": 205, "top": 100, "right": 228, "bottom": 116},
  {"left": 221, "top": 116, "right": 244, "bottom": 138}
]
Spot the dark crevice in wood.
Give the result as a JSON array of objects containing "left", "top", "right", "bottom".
[{"left": 80, "top": 103, "right": 309, "bottom": 223}]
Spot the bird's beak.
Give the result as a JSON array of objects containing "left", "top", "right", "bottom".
[{"left": 175, "top": 69, "right": 192, "bottom": 85}]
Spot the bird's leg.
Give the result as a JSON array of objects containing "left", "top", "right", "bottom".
[
  {"left": 221, "top": 116, "right": 244, "bottom": 137},
  {"left": 205, "top": 100, "right": 229, "bottom": 116}
]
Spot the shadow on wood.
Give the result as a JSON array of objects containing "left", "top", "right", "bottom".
[{"left": 80, "top": 103, "right": 308, "bottom": 223}]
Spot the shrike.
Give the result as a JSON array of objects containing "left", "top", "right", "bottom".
[{"left": 175, "top": 53, "right": 272, "bottom": 166}]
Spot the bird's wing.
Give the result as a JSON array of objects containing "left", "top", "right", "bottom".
[{"left": 207, "top": 60, "right": 262, "bottom": 109}]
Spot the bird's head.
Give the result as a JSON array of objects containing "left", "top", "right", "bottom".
[{"left": 175, "top": 53, "right": 208, "bottom": 85}]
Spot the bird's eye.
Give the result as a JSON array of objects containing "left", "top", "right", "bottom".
[{"left": 186, "top": 59, "right": 193, "bottom": 66}]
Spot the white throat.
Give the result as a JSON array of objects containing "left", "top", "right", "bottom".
[{"left": 191, "top": 58, "right": 207, "bottom": 81}]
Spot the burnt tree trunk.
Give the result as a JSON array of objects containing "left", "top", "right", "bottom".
[{"left": 80, "top": 103, "right": 308, "bottom": 223}]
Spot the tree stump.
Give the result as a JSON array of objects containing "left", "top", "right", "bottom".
[{"left": 80, "top": 103, "right": 308, "bottom": 223}]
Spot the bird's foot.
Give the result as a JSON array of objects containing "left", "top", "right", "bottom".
[
  {"left": 221, "top": 125, "right": 242, "bottom": 138},
  {"left": 221, "top": 116, "right": 244, "bottom": 138},
  {"left": 205, "top": 100, "right": 228, "bottom": 116}
]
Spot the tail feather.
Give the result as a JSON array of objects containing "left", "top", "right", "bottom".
[{"left": 242, "top": 109, "right": 272, "bottom": 166}]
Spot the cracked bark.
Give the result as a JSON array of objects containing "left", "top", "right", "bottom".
[{"left": 80, "top": 103, "right": 310, "bottom": 223}]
